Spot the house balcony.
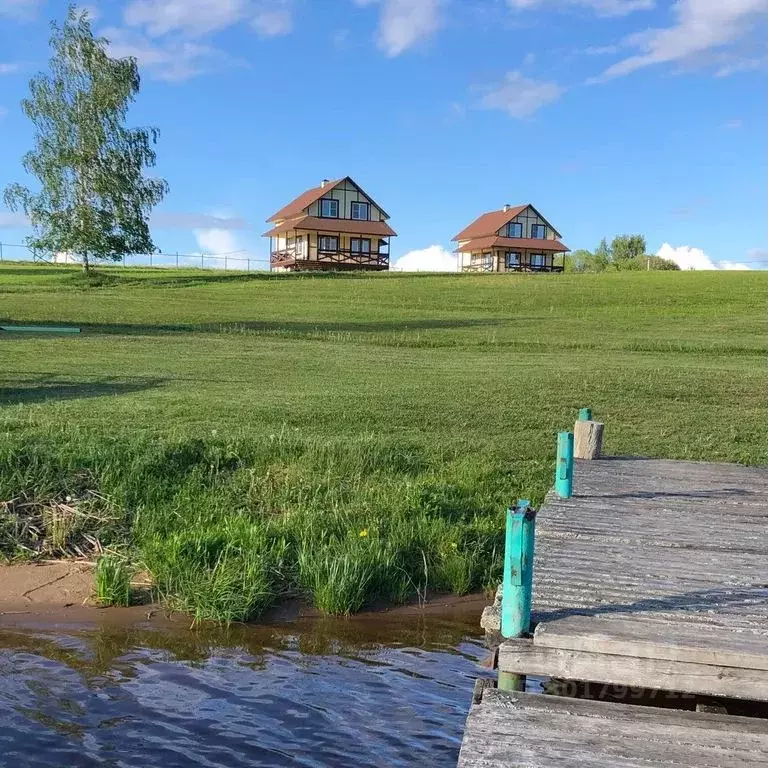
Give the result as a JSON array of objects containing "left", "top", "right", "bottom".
[{"left": 271, "top": 246, "right": 390, "bottom": 271}]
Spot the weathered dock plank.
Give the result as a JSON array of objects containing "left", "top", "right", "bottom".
[
  {"left": 458, "top": 688, "right": 768, "bottom": 768},
  {"left": 498, "top": 637, "right": 768, "bottom": 700},
  {"left": 496, "top": 457, "right": 768, "bottom": 699}
]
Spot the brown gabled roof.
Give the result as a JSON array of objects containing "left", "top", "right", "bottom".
[
  {"left": 263, "top": 216, "right": 396, "bottom": 237},
  {"left": 453, "top": 204, "right": 563, "bottom": 241},
  {"left": 267, "top": 179, "right": 345, "bottom": 222},
  {"left": 452, "top": 205, "right": 527, "bottom": 241},
  {"left": 267, "top": 176, "right": 391, "bottom": 223},
  {"left": 455, "top": 236, "right": 569, "bottom": 253}
]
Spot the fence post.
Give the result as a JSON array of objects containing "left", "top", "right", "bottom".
[
  {"left": 574, "top": 408, "right": 604, "bottom": 460},
  {"left": 201, "top": 254, "right": 204, "bottom": 270},
  {"left": 555, "top": 431, "right": 574, "bottom": 498},
  {"left": 499, "top": 499, "right": 537, "bottom": 692},
  {"left": 0, "top": 242, "right": 3, "bottom": 261},
  {"left": 176, "top": 252, "right": 179, "bottom": 268}
]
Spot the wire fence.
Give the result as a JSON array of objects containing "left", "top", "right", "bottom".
[{"left": 0, "top": 241, "right": 272, "bottom": 271}]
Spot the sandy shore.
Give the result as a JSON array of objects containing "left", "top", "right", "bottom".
[{"left": 0, "top": 561, "right": 488, "bottom": 632}]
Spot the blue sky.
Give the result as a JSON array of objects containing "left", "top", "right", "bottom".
[{"left": 0, "top": 0, "right": 766, "bottom": 270}]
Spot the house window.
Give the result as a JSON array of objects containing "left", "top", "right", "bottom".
[
  {"left": 530, "top": 253, "right": 545, "bottom": 267},
  {"left": 531, "top": 224, "right": 546, "bottom": 239},
  {"left": 506, "top": 252, "right": 520, "bottom": 268},
  {"left": 319, "top": 235, "right": 339, "bottom": 251},
  {"left": 351, "top": 238, "right": 371, "bottom": 254},
  {"left": 351, "top": 202, "right": 369, "bottom": 221},
  {"left": 506, "top": 222, "right": 523, "bottom": 238},
  {"left": 320, "top": 198, "right": 339, "bottom": 218}
]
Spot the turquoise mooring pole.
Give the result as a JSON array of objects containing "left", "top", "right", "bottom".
[
  {"left": 499, "top": 499, "right": 537, "bottom": 692},
  {"left": 578, "top": 407, "right": 592, "bottom": 421},
  {"left": 501, "top": 499, "right": 536, "bottom": 638},
  {"left": 555, "top": 431, "right": 574, "bottom": 498}
]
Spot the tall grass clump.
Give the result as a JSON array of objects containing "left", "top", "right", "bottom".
[{"left": 95, "top": 555, "right": 132, "bottom": 606}]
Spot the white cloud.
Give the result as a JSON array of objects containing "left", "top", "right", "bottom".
[
  {"left": 193, "top": 228, "right": 260, "bottom": 269},
  {"left": 123, "top": 0, "right": 292, "bottom": 38},
  {"left": 656, "top": 243, "right": 758, "bottom": 270},
  {"left": 103, "top": 27, "right": 240, "bottom": 81},
  {"left": 715, "top": 56, "right": 767, "bottom": 77},
  {"left": 355, "top": 0, "right": 443, "bottom": 57},
  {"left": 0, "top": 106, "right": 8, "bottom": 121},
  {"left": 721, "top": 119, "right": 743, "bottom": 130},
  {"left": 391, "top": 245, "right": 458, "bottom": 272},
  {"left": 594, "top": 0, "right": 768, "bottom": 81},
  {"left": 124, "top": 0, "right": 247, "bottom": 37},
  {"left": 0, "top": 62, "right": 20, "bottom": 74},
  {"left": 507, "top": 0, "right": 653, "bottom": 16},
  {"left": 478, "top": 70, "right": 564, "bottom": 118},
  {"left": 153, "top": 212, "right": 249, "bottom": 229},
  {"left": 0, "top": 0, "right": 41, "bottom": 19},
  {"left": 251, "top": 0, "right": 293, "bottom": 36}
]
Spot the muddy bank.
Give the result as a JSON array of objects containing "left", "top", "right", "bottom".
[{"left": 0, "top": 561, "right": 488, "bottom": 632}]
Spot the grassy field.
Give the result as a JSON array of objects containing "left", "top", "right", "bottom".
[{"left": 1, "top": 264, "right": 766, "bottom": 621}]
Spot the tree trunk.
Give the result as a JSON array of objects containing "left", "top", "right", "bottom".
[{"left": 82, "top": 252, "right": 90, "bottom": 273}]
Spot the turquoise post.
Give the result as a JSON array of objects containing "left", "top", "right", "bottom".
[
  {"left": 501, "top": 499, "right": 536, "bottom": 638},
  {"left": 578, "top": 407, "right": 592, "bottom": 421},
  {"left": 555, "top": 431, "right": 574, "bottom": 498},
  {"left": 499, "top": 499, "right": 537, "bottom": 692}
]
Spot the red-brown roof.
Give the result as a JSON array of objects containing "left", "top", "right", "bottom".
[
  {"left": 455, "top": 236, "right": 569, "bottom": 253},
  {"left": 267, "top": 179, "right": 345, "bottom": 222},
  {"left": 263, "top": 215, "right": 396, "bottom": 237},
  {"left": 452, "top": 205, "right": 528, "bottom": 241}
]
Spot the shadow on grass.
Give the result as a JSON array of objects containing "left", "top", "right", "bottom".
[
  {"left": 0, "top": 376, "right": 165, "bottom": 405},
  {"left": 0, "top": 318, "right": 498, "bottom": 337}
]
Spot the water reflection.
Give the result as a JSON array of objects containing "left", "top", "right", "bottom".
[{"left": 0, "top": 613, "right": 487, "bottom": 767}]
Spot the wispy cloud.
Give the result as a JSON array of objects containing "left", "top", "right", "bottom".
[
  {"left": 0, "top": 0, "right": 41, "bottom": 20},
  {"left": 591, "top": 0, "right": 768, "bottom": 82},
  {"left": 123, "top": 0, "right": 293, "bottom": 38},
  {"left": 103, "top": 27, "right": 244, "bottom": 81},
  {"left": 478, "top": 70, "right": 564, "bottom": 119},
  {"left": 354, "top": 0, "right": 443, "bottom": 57},
  {"left": 0, "top": 107, "right": 8, "bottom": 121},
  {"left": 721, "top": 118, "right": 743, "bottom": 130},
  {"left": 0, "top": 62, "right": 21, "bottom": 74},
  {"left": 111, "top": 0, "right": 292, "bottom": 81},
  {"left": 506, "top": 0, "right": 653, "bottom": 17},
  {"left": 0, "top": 211, "right": 250, "bottom": 230}
]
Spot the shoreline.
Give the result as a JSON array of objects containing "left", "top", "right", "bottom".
[{"left": 0, "top": 560, "right": 489, "bottom": 633}]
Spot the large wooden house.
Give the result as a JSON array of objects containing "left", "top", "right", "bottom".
[
  {"left": 264, "top": 177, "right": 397, "bottom": 271},
  {"left": 453, "top": 204, "right": 568, "bottom": 273}
]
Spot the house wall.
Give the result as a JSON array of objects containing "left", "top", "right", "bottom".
[
  {"left": 498, "top": 206, "right": 558, "bottom": 240},
  {"left": 273, "top": 230, "right": 389, "bottom": 261},
  {"left": 306, "top": 179, "right": 385, "bottom": 222}
]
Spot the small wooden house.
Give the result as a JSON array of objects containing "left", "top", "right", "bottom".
[
  {"left": 264, "top": 177, "right": 397, "bottom": 271},
  {"left": 453, "top": 204, "right": 568, "bottom": 273}
]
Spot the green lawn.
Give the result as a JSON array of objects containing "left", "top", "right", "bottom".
[{"left": 1, "top": 264, "right": 766, "bottom": 620}]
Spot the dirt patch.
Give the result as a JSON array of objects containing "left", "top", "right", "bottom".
[{"left": 0, "top": 560, "right": 487, "bottom": 632}]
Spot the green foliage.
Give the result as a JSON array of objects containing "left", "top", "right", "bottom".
[
  {"left": 95, "top": 554, "right": 131, "bottom": 606},
  {"left": 3, "top": 6, "right": 168, "bottom": 272},
  {"left": 611, "top": 234, "right": 647, "bottom": 265},
  {"left": 572, "top": 234, "right": 679, "bottom": 272},
  {"left": 0, "top": 266, "right": 765, "bottom": 619}
]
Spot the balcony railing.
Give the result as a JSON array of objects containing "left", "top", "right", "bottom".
[
  {"left": 464, "top": 261, "right": 494, "bottom": 272},
  {"left": 271, "top": 247, "right": 389, "bottom": 269}
]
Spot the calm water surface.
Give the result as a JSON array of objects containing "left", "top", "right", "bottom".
[{"left": 0, "top": 612, "right": 488, "bottom": 767}]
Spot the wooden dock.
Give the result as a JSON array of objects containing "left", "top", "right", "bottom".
[{"left": 460, "top": 457, "right": 768, "bottom": 766}]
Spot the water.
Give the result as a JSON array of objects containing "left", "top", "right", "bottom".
[{"left": 0, "top": 612, "right": 489, "bottom": 767}]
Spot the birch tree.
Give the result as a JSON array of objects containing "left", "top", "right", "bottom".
[{"left": 3, "top": 6, "right": 168, "bottom": 272}]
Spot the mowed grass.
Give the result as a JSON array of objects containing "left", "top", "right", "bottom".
[{"left": 0, "top": 264, "right": 766, "bottom": 621}]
